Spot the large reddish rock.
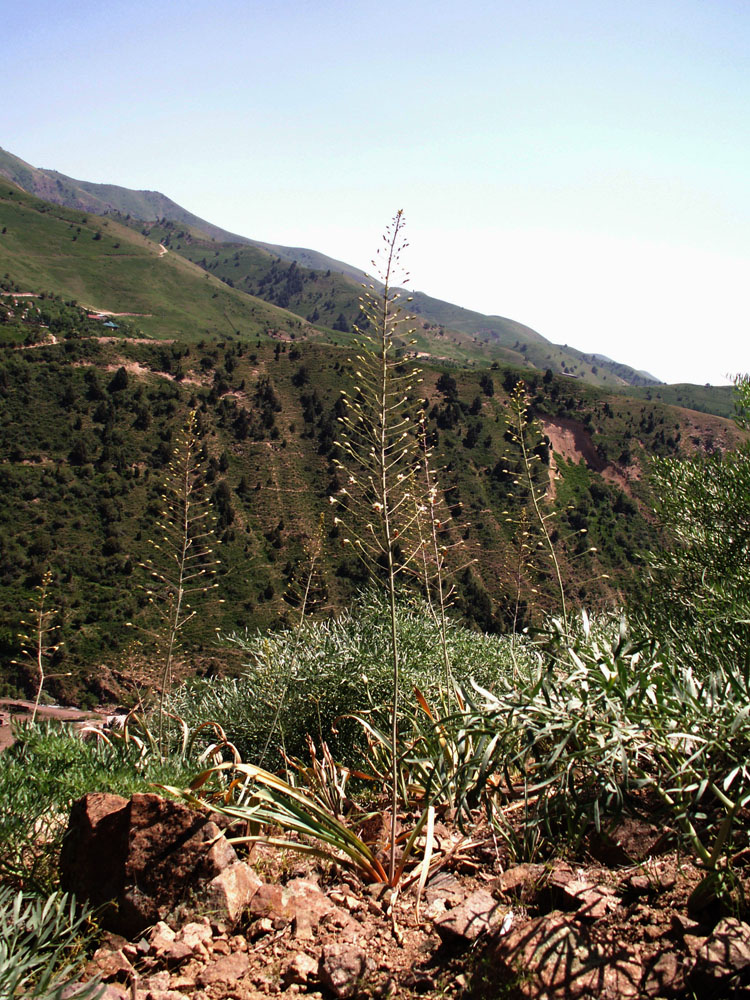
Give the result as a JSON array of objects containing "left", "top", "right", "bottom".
[
  {"left": 59, "top": 793, "right": 130, "bottom": 923},
  {"left": 490, "top": 911, "right": 643, "bottom": 999},
  {"left": 60, "top": 792, "right": 238, "bottom": 937}
]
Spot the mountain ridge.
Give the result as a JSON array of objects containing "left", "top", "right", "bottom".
[{"left": 0, "top": 144, "right": 664, "bottom": 387}]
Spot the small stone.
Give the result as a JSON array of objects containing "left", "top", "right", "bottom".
[
  {"left": 671, "top": 913, "right": 701, "bottom": 936},
  {"left": 628, "top": 874, "right": 652, "bottom": 893},
  {"left": 177, "top": 921, "right": 212, "bottom": 960},
  {"left": 249, "top": 916, "right": 275, "bottom": 937},
  {"left": 205, "top": 861, "right": 262, "bottom": 924},
  {"left": 97, "top": 988, "right": 130, "bottom": 1000},
  {"left": 148, "top": 922, "right": 176, "bottom": 954},
  {"left": 283, "top": 952, "right": 319, "bottom": 986},
  {"left": 179, "top": 920, "right": 212, "bottom": 944},
  {"left": 211, "top": 939, "right": 231, "bottom": 956},
  {"left": 196, "top": 952, "right": 251, "bottom": 987},
  {"left": 229, "top": 934, "right": 248, "bottom": 952},
  {"left": 146, "top": 972, "right": 171, "bottom": 991},
  {"left": 161, "top": 940, "right": 194, "bottom": 965},
  {"left": 494, "top": 864, "right": 546, "bottom": 898},
  {"left": 85, "top": 947, "right": 134, "bottom": 982},
  {"left": 433, "top": 889, "right": 504, "bottom": 943},
  {"left": 559, "top": 878, "right": 619, "bottom": 919},
  {"left": 691, "top": 917, "right": 750, "bottom": 985},
  {"left": 319, "top": 943, "right": 369, "bottom": 999},
  {"left": 61, "top": 986, "right": 127, "bottom": 1000},
  {"left": 170, "top": 976, "right": 197, "bottom": 991}
]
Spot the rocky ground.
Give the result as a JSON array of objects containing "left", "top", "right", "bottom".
[{"left": 59, "top": 792, "right": 750, "bottom": 999}]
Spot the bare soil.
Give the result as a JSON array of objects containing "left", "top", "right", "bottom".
[{"left": 0, "top": 697, "right": 109, "bottom": 750}]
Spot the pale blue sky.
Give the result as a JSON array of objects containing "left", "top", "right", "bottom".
[{"left": 4, "top": 0, "right": 748, "bottom": 384}]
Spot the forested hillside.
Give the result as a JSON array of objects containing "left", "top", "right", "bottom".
[{"left": 0, "top": 289, "right": 740, "bottom": 703}]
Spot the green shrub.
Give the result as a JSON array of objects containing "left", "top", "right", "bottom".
[
  {"left": 167, "top": 591, "right": 531, "bottom": 768},
  {"left": 0, "top": 886, "right": 102, "bottom": 999},
  {"left": 0, "top": 720, "right": 195, "bottom": 891}
]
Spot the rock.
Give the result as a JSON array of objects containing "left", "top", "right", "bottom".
[
  {"left": 248, "top": 916, "right": 275, "bottom": 937},
  {"left": 286, "top": 878, "right": 357, "bottom": 940},
  {"left": 319, "top": 943, "right": 370, "bottom": 999},
  {"left": 683, "top": 933, "right": 708, "bottom": 957},
  {"left": 62, "top": 987, "right": 128, "bottom": 1000},
  {"left": 642, "top": 952, "right": 687, "bottom": 997},
  {"left": 149, "top": 922, "right": 177, "bottom": 955},
  {"left": 491, "top": 911, "right": 642, "bottom": 999},
  {"left": 159, "top": 940, "right": 194, "bottom": 965},
  {"left": 60, "top": 793, "right": 130, "bottom": 920},
  {"left": 170, "top": 974, "right": 198, "bottom": 992},
  {"left": 570, "top": 882, "right": 619, "bottom": 920},
  {"left": 146, "top": 973, "right": 171, "bottom": 992},
  {"left": 283, "top": 952, "right": 320, "bottom": 986},
  {"left": 670, "top": 912, "right": 701, "bottom": 937},
  {"left": 205, "top": 861, "right": 262, "bottom": 924},
  {"left": 60, "top": 792, "right": 238, "bottom": 938},
  {"left": 423, "top": 873, "right": 463, "bottom": 901},
  {"left": 244, "top": 877, "right": 355, "bottom": 940},
  {"left": 195, "top": 952, "right": 250, "bottom": 986},
  {"left": 84, "top": 947, "right": 134, "bottom": 982},
  {"left": 432, "top": 888, "right": 505, "bottom": 943},
  {"left": 545, "top": 869, "right": 619, "bottom": 918},
  {"left": 247, "top": 883, "right": 294, "bottom": 922},
  {"left": 628, "top": 874, "right": 652, "bottom": 894},
  {"left": 177, "top": 920, "right": 212, "bottom": 959},
  {"left": 690, "top": 917, "right": 750, "bottom": 987},
  {"left": 122, "top": 793, "right": 236, "bottom": 933},
  {"left": 494, "top": 864, "right": 546, "bottom": 899}
]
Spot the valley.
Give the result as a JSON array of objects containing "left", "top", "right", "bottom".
[{"left": 2, "top": 148, "right": 750, "bottom": 1000}]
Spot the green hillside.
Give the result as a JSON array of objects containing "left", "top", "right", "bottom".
[
  {"left": 0, "top": 182, "right": 311, "bottom": 342},
  {"left": 0, "top": 145, "right": 368, "bottom": 280},
  {"left": 1, "top": 285, "right": 742, "bottom": 703},
  {"left": 1, "top": 145, "right": 667, "bottom": 388},
  {"left": 132, "top": 217, "right": 665, "bottom": 388},
  {"left": 617, "top": 382, "right": 738, "bottom": 419}
]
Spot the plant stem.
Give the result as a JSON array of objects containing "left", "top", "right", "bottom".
[{"left": 511, "top": 384, "right": 568, "bottom": 642}]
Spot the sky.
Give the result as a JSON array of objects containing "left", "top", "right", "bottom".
[{"left": 3, "top": 0, "right": 748, "bottom": 385}]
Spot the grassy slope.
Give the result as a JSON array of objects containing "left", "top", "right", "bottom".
[
  {"left": 1, "top": 148, "right": 670, "bottom": 390},
  {"left": 0, "top": 182, "right": 310, "bottom": 342},
  {"left": 618, "top": 382, "right": 737, "bottom": 420},
  {"left": 0, "top": 145, "right": 368, "bottom": 279},
  {"left": 141, "top": 219, "right": 670, "bottom": 390}
]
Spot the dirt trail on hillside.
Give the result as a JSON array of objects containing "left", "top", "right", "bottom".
[{"left": 0, "top": 698, "right": 110, "bottom": 751}]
